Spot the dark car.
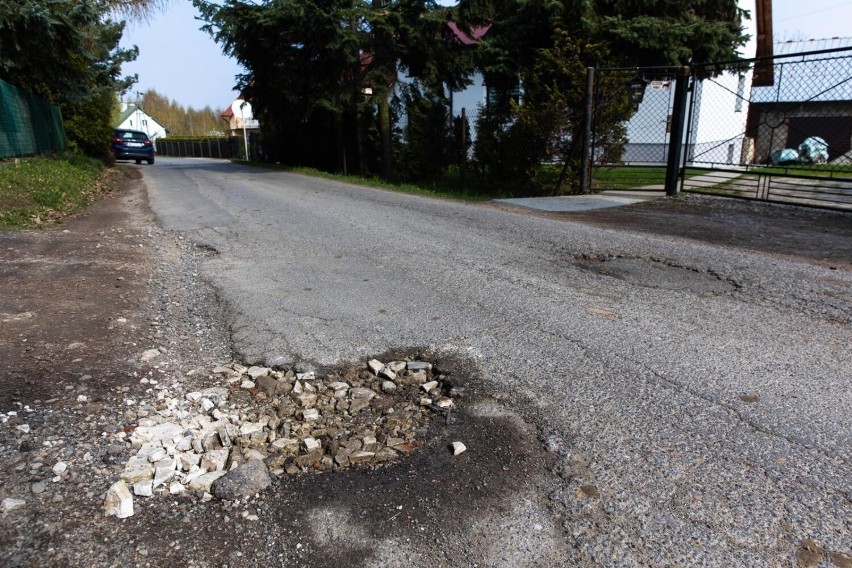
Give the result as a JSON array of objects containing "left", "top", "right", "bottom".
[{"left": 111, "top": 129, "right": 155, "bottom": 164}]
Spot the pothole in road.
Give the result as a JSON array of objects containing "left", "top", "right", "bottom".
[
  {"left": 107, "top": 353, "right": 490, "bottom": 510},
  {"left": 575, "top": 254, "right": 738, "bottom": 294}
]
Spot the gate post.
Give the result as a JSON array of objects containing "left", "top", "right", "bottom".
[
  {"left": 579, "top": 67, "right": 595, "bottom": 194},
  {"left": 664, "top": 66, "right": 690, "bottom": 197}
]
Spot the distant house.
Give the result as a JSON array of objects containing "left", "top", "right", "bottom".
[
  {"left": 748, "top": 37, "right": 852, "bottom": 164},
  {"left": 115, "top": 103, "right": 167, "bottom": 142},
  {"left": 220, "top": 98, "right": 260, "bottom": 137}
]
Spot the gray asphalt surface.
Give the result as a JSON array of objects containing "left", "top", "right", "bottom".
[{"left": 143, "top": 157, "right": 851, "bottom": 566}]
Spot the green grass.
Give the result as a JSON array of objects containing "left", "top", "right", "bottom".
[
  {"left": 592, "top": 166, "right": 707, "bottom": 190},
  {"left": 592, "top": 166, "right": 668, "bottom": 190},
  {"left": 0, "top": 155, "right": 109, "bottom": 229},
  {"left": 250, "top": 162, "right": 498, "bottom": 202},
  {"left": 249, "top": 161, "right": 716, "bottom": 198}
]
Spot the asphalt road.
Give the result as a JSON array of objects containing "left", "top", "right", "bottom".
[{"left": 143, "top": 157, "right": 851, "bottom": 566}]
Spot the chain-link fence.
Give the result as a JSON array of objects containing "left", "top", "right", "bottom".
[
  {"left": 684, "top": 47, "right": 852, "bottom": 209},
  {"left": 589, "top": 46, "right": 852, "bottom": 209},
  {"left": 689, "top": 48, "right": 852, "bottom": 170},
  {"left": 589, "top": 67, "right": 683, "bottom": 191},
  {"left": 0, "top": 79, "right": 66, "bottom": 158}
]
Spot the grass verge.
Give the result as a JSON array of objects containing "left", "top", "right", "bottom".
[
  {"left": 0, "top": 155, "right": 114, "bottom": 229},
  {"left": 262, "top": 165, "right": 497, "bottom": 202},
  {"left": 592, "top": 166, "right": 708, "bottom": 190}
]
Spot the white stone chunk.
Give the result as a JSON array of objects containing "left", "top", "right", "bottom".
[
  {"left": 247, "top": 366, "right": 270, "bottom": 380},
  {"left": 201, "top": 448, "right": 230, "bottom": 472},
  {"left": 2, "top": 498, "right": 25, "bottom": 512},
  {"left": 177, "top": 452, "right": 202, "bottom": 471},
  {"left": 187, "top": 471, "right": 227, "bottom": 493},
  {"left": 349, "top": 387, "right": 377, "bottom": 400},
  {"left": 436, "top": 397, "right": 455, "bottom": 409},
  {"left": 200, "top": 387, "right": 229, "bottom": 403},
  {"left": 244, "top": 449, "right": 267, "bottom": 461},
  {"left": 302, "top": 409, "right": 320, "bottom": 421},
  {"left": 133, "top": 422, "right": 184, "bottom": 445},
  {"left": 239, "top": 422, "right": 265, "bottom": 436},
  {"left": 52, "top": 462, "right": 67, "bottom": 475},
  {"left": 367, "top": 359, "right": 384, "bottom": 375},
  {"left": 153, "top": 458, "right": 178, "bottom": 487},
  {"left": 147, "top": 448, "right": 167, "bottom": 463},
  {"left": 271, "top": 438, "right": 299, "bottom": 451},
  {"left": 140, "top": 349, "right": 161, "bottom": 363},
  {"left": 121, "top": 457, "right": 153, "bottom": 484},
  {"left": 183, "top": 466, "right": 209, "bottom": 485},
  {"left": 303, "top": 437, "right": 320, "bottom": 452},
  {"left": 104, "top": 481, "right": 134, "bottom": 518},
  {"left": 451, "top": 441, "right": 467, "bottom": 456},
  {"left": 175, "top": 436, "right": 193, "bottom": 452},
  {"left": 133, "top": 480, "right": 153, "bottom": 497},
  {"left": 421, "top": 381, "right": 438, "bottom": 393}
]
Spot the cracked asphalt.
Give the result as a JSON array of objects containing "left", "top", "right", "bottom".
[{"left": 142, "top": 157, "right": 851, "bottom": 566}]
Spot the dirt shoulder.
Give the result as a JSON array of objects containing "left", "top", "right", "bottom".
[
  {"left": 0, "top": 169, "right": 150, "bottom": 409},
  {"left": 490, "top": 194, "right": 852, "bottom": 269}
]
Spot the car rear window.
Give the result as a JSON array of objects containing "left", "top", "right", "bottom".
[{"left": 115, "top": 131, "right": 149, "bottom": 141}]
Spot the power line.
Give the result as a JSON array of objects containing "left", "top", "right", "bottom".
[{"left": 776, "top": 1, "right": 852, "bottom": 22}]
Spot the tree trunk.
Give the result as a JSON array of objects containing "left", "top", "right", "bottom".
[{"left": 377, "top": 84, "right": 392, "bottom": 180}]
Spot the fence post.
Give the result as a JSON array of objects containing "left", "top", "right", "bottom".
[
  {"left": 460, "top": 107, "right": 467, "bottom": 187},
  {"left": 664, "top": 66, "right": 690, "bottom": 197},
  {"left": 579, "top": 67, "right": 595, "bottom": 194}
]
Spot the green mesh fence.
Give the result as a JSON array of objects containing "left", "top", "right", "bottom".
[{"left": 0, "top": 79, "right": 67, "bottom": 158}]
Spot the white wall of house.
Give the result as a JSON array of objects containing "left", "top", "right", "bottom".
[
  {"left": 450, "top": 73, "right": 487, "bottom": 118},
  {"left": 687, "top": 69, "right": 752, "bottom": 165},
  {"left": 117, "top": 103, "right": 168, "bottom": 141},
  {"left": 621, "top": 0, "right": 757, "bottom": 164}
]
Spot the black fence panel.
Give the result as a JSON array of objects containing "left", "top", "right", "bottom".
[{"left": 155, "top": 138, "right": 237, "bottom": 160}]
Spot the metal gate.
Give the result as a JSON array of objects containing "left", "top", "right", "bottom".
[{"left": 587, "top": 45, "right": 852, "bottom": 211}]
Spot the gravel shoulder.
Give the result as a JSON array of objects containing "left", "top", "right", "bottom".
[{"left": 0, "top": 168, "right": 849, "bottom": 567}]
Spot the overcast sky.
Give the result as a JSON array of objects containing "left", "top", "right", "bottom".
[{"left": 119, "top": 0, "right": 852, "bottom": 111}]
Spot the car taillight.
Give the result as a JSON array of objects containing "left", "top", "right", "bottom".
[
  {"left": 143, "top": 140, "right": 152, "bottom": 146},
  {"left": 112, "top": 137, "right": 123, "bottom": 144}
]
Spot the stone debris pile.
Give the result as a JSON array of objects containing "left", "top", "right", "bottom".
[{"left": 106, "top": 357, "right": 458, "bottom": 515}]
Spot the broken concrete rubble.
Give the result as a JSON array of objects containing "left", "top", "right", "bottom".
[{"left": 108, "top": 358, "right": 456, "bottom": 506}]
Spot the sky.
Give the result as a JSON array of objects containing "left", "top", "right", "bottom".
[{"left": 119, "top": 0, "right": 852, "bottom": 111}]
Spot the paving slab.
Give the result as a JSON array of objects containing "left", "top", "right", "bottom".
[{"left": 496, "top": 190, "right": 664, "bottom": 212}]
